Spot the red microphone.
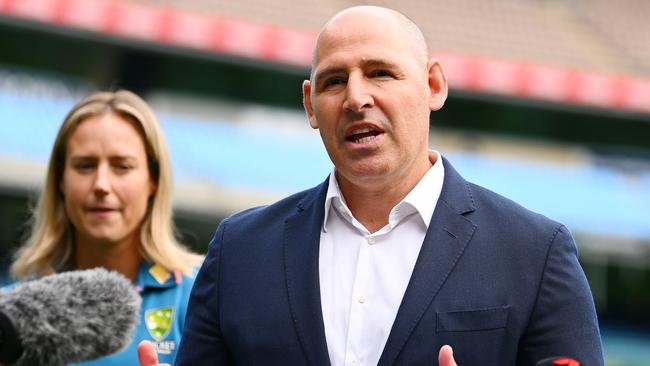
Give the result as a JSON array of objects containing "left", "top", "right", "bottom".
[{"left": 535, "top": 357, "right": 580, "bottom": 366}]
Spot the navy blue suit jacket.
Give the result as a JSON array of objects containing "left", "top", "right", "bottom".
[{"left": 176, "top": 158, "right": 603, "bottom": 365}]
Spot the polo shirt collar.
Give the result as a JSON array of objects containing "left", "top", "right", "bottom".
[{"left": 134, "top": 261, "right": 181, "bottom": 293}]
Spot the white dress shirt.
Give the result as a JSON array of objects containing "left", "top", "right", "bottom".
[{"left": 319, "top": 151, "right": 445, "bottom": 366}]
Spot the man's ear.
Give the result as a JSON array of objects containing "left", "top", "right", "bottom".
[
  {"left": 427, "top": 58, "right": 448, "bottom": 111},
  {"left": 302, "top": 80, "right": 319, "bottom": 129}
]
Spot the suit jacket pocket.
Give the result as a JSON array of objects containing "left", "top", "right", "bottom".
[{"left": 436, "top": 305, "right": 510, "bottom": 332}]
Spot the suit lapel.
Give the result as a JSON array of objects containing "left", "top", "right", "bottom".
[
  {"left": 378, "top": 158, "right": 477, "bottom": 366},
  {"left": 284, "top": 180, "right": 331, "bottom": 366}
]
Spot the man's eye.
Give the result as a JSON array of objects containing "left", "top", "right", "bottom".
[
  {"left": 370, "top": 70, "right": 392, "bottom": 78},
  {"left": 323, "top": 77, "right": 346, "bottom": 88}
]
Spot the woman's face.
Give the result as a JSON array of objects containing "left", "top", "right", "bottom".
[{"left": 60, "top": 112, "right": 155, "bottom": 247}]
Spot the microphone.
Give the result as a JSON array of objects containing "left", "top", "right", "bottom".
[
  {"left": 535, "top": 357, "right": 581, "bottom": 366},
  {"left": 0, "top": 268, "right": 141, "bottom": 366}
]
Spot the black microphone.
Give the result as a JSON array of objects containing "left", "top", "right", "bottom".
[
  {"left": 535, "top": 356, "right": 581, "bottom": 366},
  {"left": 0, "top": 268, "right": 141, "bottom": 366}
]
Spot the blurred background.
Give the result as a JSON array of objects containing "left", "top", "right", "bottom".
[{"left": 0, "top": 0, "right": 648, "bottom": 364}]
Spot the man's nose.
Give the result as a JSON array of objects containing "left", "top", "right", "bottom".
[{"left": 343, "top": 75, "right": 374, "bottom": 112}]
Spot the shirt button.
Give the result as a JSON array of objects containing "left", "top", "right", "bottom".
[
  {"left": 357, "top": 294, "right": 366, "bottom": 304},
  {"left": 352, "top": 361, "right": 360, "bottom": 366},
  {"left": 367, "top": 236, "right": 376, "bottom": 245}
]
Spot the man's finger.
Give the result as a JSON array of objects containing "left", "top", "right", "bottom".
[
  {"left": 137, "top": 340, "right": 169, "bottom": 366},
  {"left": 438, "top": 344, "right": 458, "bottom": 366}
]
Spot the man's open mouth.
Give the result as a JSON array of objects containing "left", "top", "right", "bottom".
[{"left": 346, "top": 127, "right": 383, "bottom": 143}]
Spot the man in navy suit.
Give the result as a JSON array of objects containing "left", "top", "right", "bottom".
[{"left": 140, "top": 5, "right": 603, "bottom": 366}]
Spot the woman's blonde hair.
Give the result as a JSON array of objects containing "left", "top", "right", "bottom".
[{"left": 11, "top": 90, "right": 203, "bottom": 279}]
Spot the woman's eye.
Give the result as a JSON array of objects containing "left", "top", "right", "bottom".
[
  {"left": 74, "top": 162, "right": 95, "bottom": 171},
  {"left": 115, "top": 162, "right": 132, "bottom": 172}
]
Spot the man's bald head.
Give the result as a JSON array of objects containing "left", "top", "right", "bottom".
[
  {"left": 301, "top": 4, "right": 448, "bottom": 200},
  {"left": 311, "top": 6, "right": 429, "bottom": 76}
]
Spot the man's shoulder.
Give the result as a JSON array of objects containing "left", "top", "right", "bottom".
[
  {"left": 442, "top": 157, "right": 562, "bottom": 230},
  {"left": 224, "top": 182, "right": 325, "bottom": 229},
  {"left": 465, "top": 180, "right": 563, "bottom": 230}
]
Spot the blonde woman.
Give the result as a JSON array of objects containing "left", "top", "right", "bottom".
[{"left": 11, "top": 90, "right": 203, "bottom": 365}]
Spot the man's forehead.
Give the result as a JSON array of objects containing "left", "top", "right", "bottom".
[
  {"left": 311, "top": 6, "right": 427, "bottom": 71},
  {"left": 315, "top": 25, "right": 406, "bottom": 59},
  {"left": 312, "top": 33, "right": 419, "bottom": 75}
]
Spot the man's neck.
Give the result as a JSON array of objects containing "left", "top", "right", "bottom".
[
  {"left": 337, "top": 154, "right": 434, "bottom": 233},
  {"left": 342, "top": 188, "right": 398, "bottom": 233}
]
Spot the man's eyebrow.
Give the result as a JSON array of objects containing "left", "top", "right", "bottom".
[
  {"left": 362, "top": 59, "right": 397, "bottom": 69},
  {"left": 314, "top": 59, "right": 398, "bottom": 82}
]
